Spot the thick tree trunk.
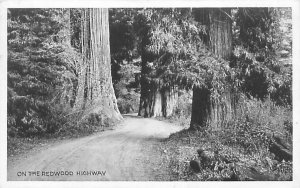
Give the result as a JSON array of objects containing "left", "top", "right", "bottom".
[
  {"left": 138, "top": 40, "right": 178, "bottom": 117},
  {"left": 74, "top": 8, "right": 122, "bottom": 121},
  {"left": 138, "top": 80, "right": 163, "bottom": 117},
  {"left": 162, "top": 86, "right": 178, "bottom": 117},
  {"left": 138, "top": 60, "right": 154, "bottom": 117},
  {"left": 191, "top": 8, "right": 233, "bottom": 129},
  {"left": 208, "top": 8, "right": 232, "bottom": 59},
  {"left": 152, "top": 88, "right": 163, "bottom": 117},
  {"left": 138, "top": 78, "right": 178, "bottom": 118},
  {"left": 138, "top": 39, "right": 178, "bottom": 118},
  {"left": 190, "top": 87, "right": 211, "bottom": 129}
]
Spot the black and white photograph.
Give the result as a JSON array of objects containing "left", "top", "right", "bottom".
[{"left": 0, "top": 0, "right": 299, "bottom": 187}]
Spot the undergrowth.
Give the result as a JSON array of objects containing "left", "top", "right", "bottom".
[{"left": 159, "top": 95, "right": 292, "bottom": 181}]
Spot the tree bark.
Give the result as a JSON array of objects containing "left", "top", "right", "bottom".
[
  {"left": 162, "top": 86, "right": 178, "bottom": 117},
  {"left": 63, "top": 8, "right": 71, "bottom": 45},
  {"left": 138, "top": 80, "right": 178, "bottom": 117},
  {"left": 208, "top": 8, "right": 232, "bottom": 59},
  {"left": 138, "top": 79, "right": 163, "bottom": 117},
  {"left": 190, "top": 87, "right": 211, "bottom": 129},
  {"left": 191, "top": 8, "right": 233, "bottom": 129},
  {"left": 138, "top": 79, "right": 178, "bottom": 118},
  {"left": 58, "top": 8, "right": 74, "bottom": 108},
  {"left": 74, "top": 8, "right": 122, "bottom": 121}
]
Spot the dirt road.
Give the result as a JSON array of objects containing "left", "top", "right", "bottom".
[{"left": 7, "top": 114, "right": 182, "bottom": 181}]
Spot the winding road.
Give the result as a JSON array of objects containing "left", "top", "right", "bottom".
[{"left": 7, "top": 114, "right": 182, "bottom": 181}]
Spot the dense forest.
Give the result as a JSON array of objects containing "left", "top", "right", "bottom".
[{"left": 7, "top": 8, "right": 292, "bottom": 181}]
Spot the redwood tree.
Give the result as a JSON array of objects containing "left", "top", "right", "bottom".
[
  {"left": 74, "top": 8, "right": 122, "bottom": 121},
  {"left": 138, "top": 51, "right": 178, "bottom": 118},
  {"left": 190, "top": 8, "right": 234, "bottom": 129},
  {"left": 136, "top": 9, "right": 179, "bottom": 118}
]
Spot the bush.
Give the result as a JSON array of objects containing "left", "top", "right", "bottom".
[
  {"left": 7, "top": 9, "right": 80, "bottom": 138},
  {"left": 216, "top": 94, "right": 292, "bottom": 154},
  {"left": 117, "top": 91, "right": 140, "bottom": 114},
  {"left": 112, "top": 59, "right": 141, "bottom": 114}
]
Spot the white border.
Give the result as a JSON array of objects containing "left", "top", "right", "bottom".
[{"left": 0, "top": 0, "right": 299, "bottom": 188}]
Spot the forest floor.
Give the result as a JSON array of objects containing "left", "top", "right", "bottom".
[
  {"left": 7, "top": 114, "right": 183, "bottom": 181},
  {"left": 156, "top": 119, "right": 293, "bottom": 181}
]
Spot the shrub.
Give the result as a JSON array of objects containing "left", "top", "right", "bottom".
[
  {"left": 7, "top": 9, "right": 79, "bottom": 137},
  {"left": 117, "top": 91, "right": 140, "bottom": 114},
  {"left": 215, "top": 94, "right": 292, "bottom": 154}
]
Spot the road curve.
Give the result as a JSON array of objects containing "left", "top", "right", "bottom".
[{"left": 7, "top": 114, "right": 182, "bottom": 181}]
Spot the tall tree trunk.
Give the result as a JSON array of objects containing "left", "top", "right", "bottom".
[
  {"left": 74, "top": 8, "right": 122, "bottom": 121},
  {"left": 138, "top": 75, "right": 164, "bottom": 117},
  {"left": 138, "top": 32, "right": 178, "bottom": 118},
  {"left": 208, "top": 9, "right": 232, "bottom": 59},
  {"left": 138, "top": 50, "right": 156, "bottom": 117},
  {"left": 138, "top": 79, "right": 152, "bottom": 117},
  {"left": 63, "top": 8, "right": 71, "bottom": 45},
  {"left": 190, "top": 8, "right": 233, "bottom": 129},
  {"left": 138, "top": 37, "right": 178, "bottom": 118},
  {"left": 191, "top": 87, "right": 211, "bottom": 129},
  {"left": 138, "top": 83, "right": 178, "bottom": 118},
  {"left": 58, "top": 8, "right": 73, "bottom": 108},
  {"left": 162, "top": 86, "right": 178, "bottom": 117}
]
